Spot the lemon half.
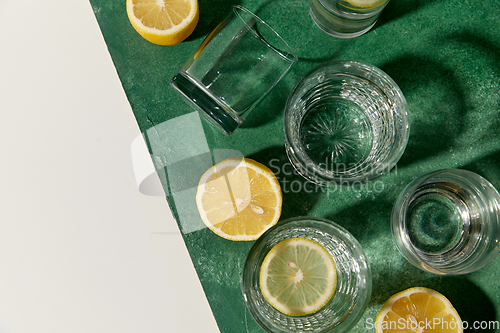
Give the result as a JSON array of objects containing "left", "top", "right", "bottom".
[
  {"left": 196, "top": 158, "right": 282, "bottom": 241},
  {"left": 126, "top": 0, "right": 199, "bottom": 45},
  {"left": 375, "top": 287, "right": 463, "bottom": 333}
]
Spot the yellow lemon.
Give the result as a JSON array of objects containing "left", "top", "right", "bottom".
[
  {"left": 196, "top": 158, "right": 282, "bottom": 241},
  {"left": 341, "top": 0, "right": 388, "bottom": 10},
  {"left": 375, "top": 287, "right": 463, "bottom": 333},
  {"left": 126, "top": 0, "right": 199, "bottom": 45},
  {"left": 260, "top": 238, "right": 337, "bottom": 316}
]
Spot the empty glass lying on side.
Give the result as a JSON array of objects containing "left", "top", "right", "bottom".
[
  {"left": 242, "top": 216, "right": 372, "bottom": 333},
  {"left": 171, "top": 5, "right": 298, "bottom": 135},
  {"left": 392, "top": 169, "right": 500, "bottom": 275},
  {"left": 309, "top": 0, "right": 390, "bottom": 38},
  {"left": 284, "top": 60, "right": 409, "bottom": 186}
]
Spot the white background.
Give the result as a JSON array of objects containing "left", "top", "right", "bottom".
[{"left": 0, "top": 0, "right": 219, "bottom": 332}]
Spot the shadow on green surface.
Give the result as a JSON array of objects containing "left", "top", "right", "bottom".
[
  {"left": 247, "top": 145, "right": 323, "bottom": 221},
  {"left": 376, "top": 0, "right": 441, "bottom": 29},
  {"left": 379, "top": 55, "right": 468, "bottom": 168},
  {"left": 188, "top": 0, "right": 241, "bottom": 41},
  {"left": 464, "top": 151, "right": 500, "bottom": 190},
  {"left": 444, "top": 30, "right": 500, "bottom": 58},
  {"left": 240, "top": 76, "right": 292, "bottom": 129},
  {"left": 379, "top": 29, "right": 500, "bottom": 170},
  {"left": 440, "top": 30, "right": 500, "bottom": 143},
  {"left": 254, "top": 0, "right": 353, "bottom": 63},
  {"left": 326, "top": 191, "right": 395, "bottom": 246}
]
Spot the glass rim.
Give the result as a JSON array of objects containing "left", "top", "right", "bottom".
[{"left": 232, "top": 5, "right": 298, "bottom": 64}]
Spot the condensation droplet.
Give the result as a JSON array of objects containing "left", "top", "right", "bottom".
[{"left": 251, "top": 205, "right": 265, "bottom": 215}]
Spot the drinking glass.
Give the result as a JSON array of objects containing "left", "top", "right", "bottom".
[
  {"left": 171, "top": 5, "right": 298, "bottom": 135},
  {"left": 242, "top": 216, "right": 372, "bottom": 333},
  {"left": 392, "top": 169, "right": 500, "bottom": 275},
  {"left": 284, "top": 60, "right": 409, "bottom": 186},
  {"left": 309, "top": 0, "right": 390, "bottom": 38}
]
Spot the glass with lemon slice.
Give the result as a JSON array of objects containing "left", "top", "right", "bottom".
[
  {"left": 309, "top": 0, "right": 390, "bottom": 38},
  {"left": 242, "top": 216, "right": 371, "bottom": 332}
]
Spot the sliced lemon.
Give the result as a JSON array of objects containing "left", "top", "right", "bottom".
[
  {"left": 260, "top": 238, "right": 337, "bottom": 316},
  {"left": 196, "top": 158, "right": 282, "bottom": 241},
  {"left": 340, "top": 0, "right": 388, "bottom": 10},
  {"left": 375, "top": 287, "right": 463, "bottom": 333},
  {"left": 126, "top": 0, "right": 199, "bottom": 45}
]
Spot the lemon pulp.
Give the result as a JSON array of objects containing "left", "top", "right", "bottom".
[
  {"left": 196, "top": 158, "right": 282, "bottom": 241},
  {"left": 340, "top": 0, "right": 388, "bottom": 10},
  {"left": 375, "top": 287, "right": 463, "bottom": 333},
  {"left": 126, "top": 0, "right": 199, "bottom": 45},
  {"left": 260, "top": 238, "right": 337, "bottom": 316}
]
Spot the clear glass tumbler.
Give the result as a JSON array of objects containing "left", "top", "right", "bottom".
[
  {"left": 242, "top": 216, "right": 372, "bottom": 333},
  {"left": 392, "top": 169, "right": 500, "bottom": 275},
  {"left": 309, "top": 0, "right": 390, "bottom": 38},
  {"left": 171, "top": 5, "right": 298, "bottom": 135},
  {"left": 284, "top": 60, "right": 409, "bottom": 186}
]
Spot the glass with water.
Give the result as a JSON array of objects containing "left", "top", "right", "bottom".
[
  {"left": 309, "top": 0, "right": 390, "bottom": 38},
  {"left": 392, "top": 169, "right": 500, "bottom": 275},
  {"left": 284, "top": 60, "right": 410, "bottom": 186}
]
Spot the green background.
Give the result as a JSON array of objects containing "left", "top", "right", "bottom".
[{"left": 90, "top": 0, "right": 500, "bottom": 331}]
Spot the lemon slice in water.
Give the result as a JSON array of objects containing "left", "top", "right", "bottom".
[
  {"left": 341, "top": 0, "right": 388, "bottom": 10},
  {"left": 260, "top": 238, "right": 337, "bottom": 316}
]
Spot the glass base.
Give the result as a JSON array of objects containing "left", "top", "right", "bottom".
[{"left": 170, "top": 71, "right": 241, "bottom": 135}]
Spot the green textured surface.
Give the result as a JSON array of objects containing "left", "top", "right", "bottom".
[{"left": 90, "top": 0, "right": 500, "bottom": 332}]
